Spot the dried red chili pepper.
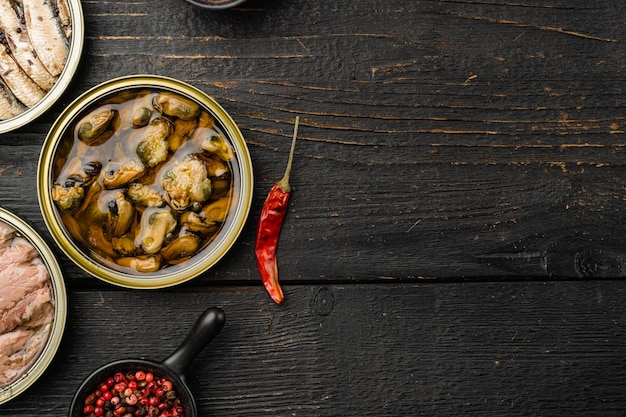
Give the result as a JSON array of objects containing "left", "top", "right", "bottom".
[{"left": 255, "top": 116, "right": 300, "bottom": 304}]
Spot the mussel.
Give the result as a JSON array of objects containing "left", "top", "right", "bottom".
[
  {"left": 135, "top": 207, "right": 177, "bottom": 254},
  {"left": 131, "top": 90, "right": 154, "bottom": 128},
  {"left": 162, "top": 156, "right": 212, "bottom": 212},
  {"left": 82, "top": 190, "right": 134, "bottom": 238},
  {"left": 198, "top": 111, "right": 215, "bottom": 129},
  {"left": 127, "top": 183, "right": 164, "bottom": 207},
  {"left": 102, "top": 159, "right": 146, "bottom": 189},
  {"left": 112, "top": 233, "right": 138, "bottom": 256},
  {"left": 60, "top": 158, "right": 103, "bottom": 184},
  {"left": 201, "top": 133, "right": 234, "bottom": 161},
  {"left": 52, "top": 159, "right": 102, "bottom": 214},
  {"left": 169, "top": 118, "right": 198, "bottom": 152},
  {"left": 203, "top": 157, "right": 229, "bottom": 178},
  {"left": 77, "top": 107, "right": 118, "bottom": 144},
  {"left": 107, "top": 193, "right": 135, "bottom": 238},
  {"left": 161, "top": 232, "right": 202, "bottom": 263},
  {"left": 116, "top": 254, "right": 162, "bottom": 273},
  {"left": 51, "top": 183, "right": 85, "bottom": 214},
  {"left": 180, "top": 211, "right": 219, "bottom": 236},
  {"left": 202, "top": 196, "right": 231, "bottom": 223},
  {"left": 210, "top": 178, "right": 231, "bottom": 200},
  {"left": 132, "top": 107, "right": 152, "bottom": 128},
  {"left": 154, "top": 92, "right": 200, "bottom": 121},
  {"left": 136, "top": 118, "right": 173, "bottom": 167},
  {"left": 85, "top": 224, "right": 117, "bottom": 258}
]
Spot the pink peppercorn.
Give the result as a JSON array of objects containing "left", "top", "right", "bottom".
[
  {"left": 125, "top": 393, "right": 138, "bottom": 405},
  {"left": 83, "top": 371, "right": 184, "bottom": 417}
]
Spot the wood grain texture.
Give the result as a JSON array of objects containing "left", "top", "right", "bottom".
[
  {"left": 0, "top": 1, "right": 624, "bottom": 283},
  {"left": 0, "top": 1, "right": 626, "bottom": 413},
  {"left": 0, "top": 283, "right": 625, "bottom": 416}
]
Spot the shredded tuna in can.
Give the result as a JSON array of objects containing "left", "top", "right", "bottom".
[{"left": 0, "top": 220, "right": 54, "bottom": 388}]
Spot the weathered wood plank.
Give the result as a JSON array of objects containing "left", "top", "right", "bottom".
[
  {"left": 1, "top": 1, "right": 625, "bottom": 416},
  {"left": 0, "top": 0, "right": 625, "bottom": 285},
  {"left": 0, "top": 145, "right": 625, "bottom": 286},
  {"left": 1, "top": 282, "right": 626, "bottom": 416}
]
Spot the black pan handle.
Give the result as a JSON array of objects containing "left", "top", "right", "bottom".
[{"left": 162, "top": 307, "right": 226, "bottom": 378}]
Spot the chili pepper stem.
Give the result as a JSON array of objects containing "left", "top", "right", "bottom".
[{"left": 276, "top": 116, "right": 300, "bottom": 192}]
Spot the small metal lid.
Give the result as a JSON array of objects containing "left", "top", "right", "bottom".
[{"left": 0, "top": 207, "right": 66, "bottom": 404}]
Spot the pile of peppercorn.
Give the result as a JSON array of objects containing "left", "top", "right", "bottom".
[{"left": 82, "top": 370, "right": 184, "bottom": 417}]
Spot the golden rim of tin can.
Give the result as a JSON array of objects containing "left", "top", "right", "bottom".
[
  {"left": 0, "top": 0, "right": 85, "bottom": 134},
  {"left": 0, "top": 207, "right": 66, "bottom": 405},
  {"left": 184, "top": 0, "right": 249, "bottom": 10},
  {"left": 38, "top": 75, "right": 254, "bottom": 289}
]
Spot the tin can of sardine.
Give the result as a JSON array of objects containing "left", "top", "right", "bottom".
[{"left": 0, "top": 0, "right": 85, "bottom": 134}]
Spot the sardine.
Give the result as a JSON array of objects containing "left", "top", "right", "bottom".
[
  {"left": 21, "top": 0, "right": 69, "bottom": 76},
  {"left": 0, "top": 79, "right": 25, "bottom": 120},
  {"left": 0, "top": 44, "right": 45, "bottom": 107},
  {"left": 0, "top": 0, "right": 58, "bottom": 91},
  {"left": 55, "top": 0, "right": 72, "bottom": 38}
]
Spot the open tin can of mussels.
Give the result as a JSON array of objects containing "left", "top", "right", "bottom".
[{"left": 37, "top": 75, "right": 254, "bottom": 289}]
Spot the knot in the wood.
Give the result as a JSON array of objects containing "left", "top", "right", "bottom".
[
  {"left": 312, "top": 287, "right": 334, "bottom": 316},
  {"left": 574, "top": 248, "right": 625, "bottom": 278}
]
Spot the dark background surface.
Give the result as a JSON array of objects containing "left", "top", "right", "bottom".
[{"left": 2, "top": 0, "right": 626, "bottom": 415}]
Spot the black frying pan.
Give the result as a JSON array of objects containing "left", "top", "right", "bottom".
[{"left": 69, "top": 307, "right": 225, "bottom": 417}]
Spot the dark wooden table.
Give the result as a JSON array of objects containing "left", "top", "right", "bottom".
[{"left": 2, "top": 0, "right": 626, "bottom": 415}]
